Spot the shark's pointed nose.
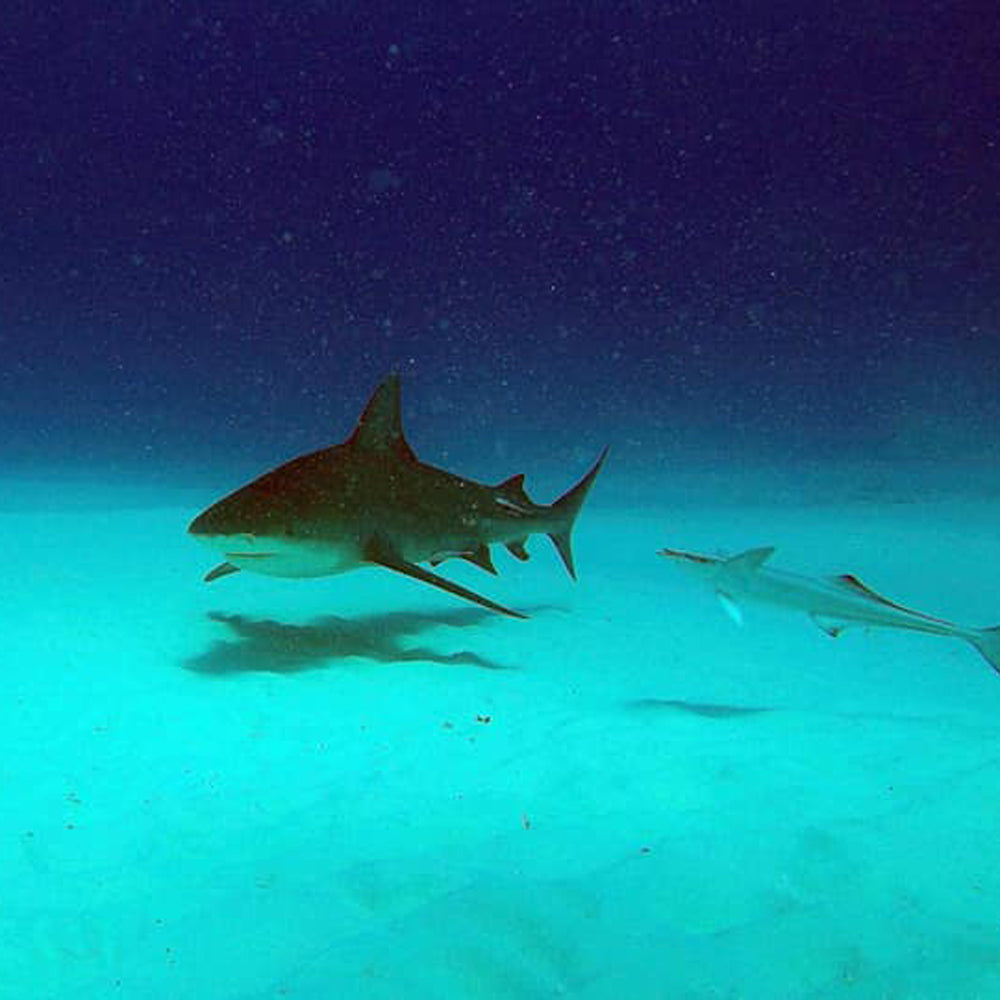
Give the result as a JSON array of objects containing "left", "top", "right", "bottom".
[{"left": 188, "top": 506, "right": 217, "bottom": 537}]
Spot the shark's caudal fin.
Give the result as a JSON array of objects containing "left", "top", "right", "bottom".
[
  {"left": 968, "top": 626, "right": 1000, "bottom": 676},
  {"left": 546, "top": 447, "right": 608, "bottom": 580}
]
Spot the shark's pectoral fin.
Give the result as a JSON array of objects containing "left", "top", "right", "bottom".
[
  {"left": 811, "top": 613, "right": 848, "bottom": 638},
  {"left": 205, "top": 561, "right": 241, "bottom": 583},
  {"left": 364, "top": 539, "right": 527, "bottom": 619},
  {"left": 716, "top": 590, "right": 744, "bottom": 626}
]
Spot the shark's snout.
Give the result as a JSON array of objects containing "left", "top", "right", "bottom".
[
  {"left": 187, "top": 510, "right": 211, "bottom": 537},
  {"left": 188, "top": 495, "right": 260, "bottom": 540},
  {"left": 188, "top": 499, "right": 233, "bottom": 538},
  {"left": 188, "top": 500, "right": 262, "bottom": 558},
  {"left": 189, "top": 492, "right": 360, "bottom": 580},
  {"left": 188, "top": 504, "right": 260, "bottom": 553}
]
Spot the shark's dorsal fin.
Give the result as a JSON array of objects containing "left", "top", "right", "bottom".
[
  {"left": 348, "top": 374, "right": 416, "bottom": 461},
  {"left": 724, "top": 547, "right": 775, "bottom": 572},
  {"left": 493, "top": 473, "right": 535, "bottom": 517},
  {"left": 497, "top": 473, "right": 530, "bottom": 501}
]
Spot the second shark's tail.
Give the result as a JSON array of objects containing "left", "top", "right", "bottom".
[
  {"left": 968, "top": 626, "right": 1000, "bottom": 676},
  {"left": 546, "top": 447, "right": 608, "bottom": 579}
]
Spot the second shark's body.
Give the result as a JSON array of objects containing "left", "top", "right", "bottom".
[
  {"left": 189, "top": 375, "right": 606, "bottom": 618},
  {"left": 659, "top": 546, "right": 1000, "bottom": 675}
]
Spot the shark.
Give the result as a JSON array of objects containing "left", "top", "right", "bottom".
[
  {"left": 658, "top": 546, "right": 1000, "bottom": 676},
  {"left": 188, "top": 375, "right": 607, "bottom": 618}
]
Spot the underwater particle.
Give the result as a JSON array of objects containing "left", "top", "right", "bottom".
[{"left": 368, "top": 167, "right": 402, "bottom": 194}]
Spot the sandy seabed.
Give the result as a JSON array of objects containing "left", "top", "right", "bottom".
[{"left": 2, "top": 467, "right": 999, "bottom": 999}]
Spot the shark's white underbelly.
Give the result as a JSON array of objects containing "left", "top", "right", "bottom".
[{"left": 207, "top": 535, "right": 363, "bottom": 578}]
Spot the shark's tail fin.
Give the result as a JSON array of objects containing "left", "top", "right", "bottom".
[
  {"left": 968, "top": 626, "right": 1000, "bottom": 676},
  {"left": 546, "top": 447, "right": 608, "bottom": 580}
]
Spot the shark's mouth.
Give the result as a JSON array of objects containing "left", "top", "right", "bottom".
[{"left": 224, "top": 551, "right": 278, "bottom": 560}]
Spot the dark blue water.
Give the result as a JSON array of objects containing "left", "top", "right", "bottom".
[{"left": 2, "top": 3, "right": 996, "bottom": 487}]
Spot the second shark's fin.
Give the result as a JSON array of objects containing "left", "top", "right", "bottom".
[
  {"left": 968, "top": 626, "right": 1000, "bottom": 676},
  {"left": 830, "top": 573, "right": 952, "bottom": 625},
  {"left": 205, "top": 561, "right": 241, "bottom": 583},
  {"left": 364, "top": 538, "right": 527, "bottom": 619},
  {"left": 811, "top": 613, "right": 848, "bottom": 638},
  {"left": 724, "top": 547, "right": 776, "bottom": 572},
  {"left": 716, "top": 590, "right": 744, "bottom": 626}
]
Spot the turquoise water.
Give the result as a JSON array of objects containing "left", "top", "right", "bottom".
[{"left": 3, "top": 458, "right": 999, "bottom": 998}]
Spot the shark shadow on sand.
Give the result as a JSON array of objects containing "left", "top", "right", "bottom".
[{"left": 182, "top": 606, "right": 546, "bottom": 675}]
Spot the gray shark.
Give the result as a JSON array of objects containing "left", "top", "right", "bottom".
[
  {"left": 659, "top": 545, "right": 1000, "bottom": 676},
  {"left": 189, "top": 375, "right": 606, "bottom": 618}
]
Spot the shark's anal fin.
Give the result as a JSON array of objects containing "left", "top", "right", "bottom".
[
  {"left": 205, "top": 561, "right": 241, "bottom": 583},
  {"left": 506, "top": 538, "right": 530, "bottom": 561},
  {"left": 364, "top": 539, "right": 527, "bottom": 619}
]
